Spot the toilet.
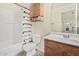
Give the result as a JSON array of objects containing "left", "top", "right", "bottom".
[{"left": 23, "top": 34, "right": 41, "bottom": 56}]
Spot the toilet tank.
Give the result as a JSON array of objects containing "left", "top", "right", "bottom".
[{"left": 32, "top": 34, "right": 41, "bottom": 44}]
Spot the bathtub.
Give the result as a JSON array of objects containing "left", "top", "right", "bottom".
[
  {"left": 0, "top": 34, "right": 41, "bottom": 56},
  {"left": 0, "top": 42, "right": 23, "bottom": 56}
]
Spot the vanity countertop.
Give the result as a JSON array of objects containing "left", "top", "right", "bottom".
[{"left": 43, "top": 34, "right": 79, "bottom": 47}]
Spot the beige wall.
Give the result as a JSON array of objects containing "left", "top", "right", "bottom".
[{"left": 32, "top": 3, "right": 52, "bottom": 36}]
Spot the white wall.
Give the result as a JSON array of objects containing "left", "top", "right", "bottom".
[{"left": 0, "top": 3, "right": 23, "bottom": 48}]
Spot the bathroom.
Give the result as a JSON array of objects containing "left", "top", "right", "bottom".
[{"left": 0, "top": 3, "right": 79, "bottom": 56}]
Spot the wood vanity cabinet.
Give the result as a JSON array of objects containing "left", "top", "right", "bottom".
[
  {"left": 44, "top": 39, "right": 79, "bottom": 56},
  {"left": 30, "top": 3, "right": 44, "bottom": 17}
]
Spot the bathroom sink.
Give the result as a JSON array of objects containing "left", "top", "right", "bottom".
[
  {"left": 45, "top": 33, "right": 79, "bottom": 47},
  {"left": 59, "top": 37, "right": 79, "bottom": 45}
]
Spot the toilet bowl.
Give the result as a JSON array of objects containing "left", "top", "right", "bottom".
[
  {"left": 23, "top": 42, "right": 36, "bottom": 56},
  {"left": 23, "top": 34, "right": 41, "bottom": 56}
]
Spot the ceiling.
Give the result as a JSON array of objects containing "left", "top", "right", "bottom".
[
  {"left": 17, "top": 3, "right": 76, "bottom": 9},
  {"left": 18, "top": 3, "right": 32, "bottom": 9},
  {"left": 52, "top": 3, "right": 75, "bottom": 8}
]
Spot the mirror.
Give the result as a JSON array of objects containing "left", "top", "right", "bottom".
[
  {"left": 51, "top": 3, "right": 77, "bottom": 34},
  {"left": 62, "top": 10, "right": 76, "bottom": 33}
]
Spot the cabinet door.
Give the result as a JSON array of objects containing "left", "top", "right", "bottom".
[
  {"left": 34, "top": 3, "right": 40, "bottom": 17},
  {"left": 45, "top": 46, "right": 54, "bottom": 56},
  {"left": 63, "top": 45, "right": 79, "bottom": 56},
  {"left": 44, "top": 39, "right": 65, "bottom": 56},
  {"left": 30, "top": 3, "right": 40, "bottom": 17},
  {"left": 30, "top": 3, "right": 44, "bottom": 17}
]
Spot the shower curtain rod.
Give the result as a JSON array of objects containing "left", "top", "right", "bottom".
[{"left": 14, "top": 3, "right": 30, "bottom": 11}]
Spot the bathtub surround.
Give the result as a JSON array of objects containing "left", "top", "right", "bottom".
[
  {"left": 0, "top": 42, "right": 23, "bottom": 56},
  {"left": 0, "top": 4, "right": 23, "bottom": 48}
]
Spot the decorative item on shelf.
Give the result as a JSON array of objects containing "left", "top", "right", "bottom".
[{"left": 30, "top": 16, "right": 43, "bottom": 22}]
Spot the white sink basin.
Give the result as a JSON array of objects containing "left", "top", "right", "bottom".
[
  {"left": 44, "top": 33, "right": 79, "bottom": 47},
  {"left": 59, "top": 37, "right": 79, "bottom": 45}
]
